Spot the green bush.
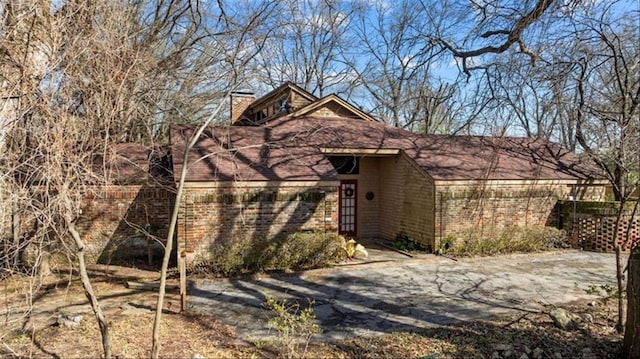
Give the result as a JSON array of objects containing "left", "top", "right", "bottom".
[
  {"left": 191, "top": 231, "right": 347, "bottom": 276},
  {"left": 441, "top": 226, "right": 570, "bottom": 257}
]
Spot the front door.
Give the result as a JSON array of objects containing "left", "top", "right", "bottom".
[{"left": 339, "top": 180, "right": 357, "bottom": 237}]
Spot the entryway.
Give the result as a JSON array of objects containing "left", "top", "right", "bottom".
[{"left": 338, "top": 180, "right": 357, "bottom": 237}]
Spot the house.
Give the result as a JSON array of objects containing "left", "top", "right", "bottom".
[
  {"left": 72, "top": 144, "right": 175, "bottom": 264},
  {"left": 169, "top": 82, "right": 607, "bottom": 264},
  {"left": 0, "top": 82, "right": 610, "bottom": 268}
]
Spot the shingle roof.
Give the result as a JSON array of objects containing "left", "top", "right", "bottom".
[
  {"left": 169, "top": 116, "right": 604, "bottom": 182},
  {"left": 97, "top": 143, "right": 154, "bottom": 184},
  {"left": 407, "top": 135, "right": 601, "bottom": 181},
  {"left": 170, "top": 124, "right": 337, "bottom": 182}
]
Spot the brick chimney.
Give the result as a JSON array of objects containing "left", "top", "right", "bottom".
[{"left": 230, "top": 90, "right": 255, "bottom": 124}]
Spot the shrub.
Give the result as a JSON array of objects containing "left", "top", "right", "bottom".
[
  {"left": 263, "top": 297, "right": 321, "bottom": 359},
  {"left": 191, "top": 231, "right": 347, "bottom": 276},
  {"left": 441, "top": 226, "right": 570, "bottom": 257}
]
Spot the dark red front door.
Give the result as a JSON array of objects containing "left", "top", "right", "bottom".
[{"left": 339, "top": 180, "right": 357, "bottom": 237}]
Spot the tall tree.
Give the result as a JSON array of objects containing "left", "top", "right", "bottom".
[
  {"left": 150, "top": 1, "right": 277, "bottom": 357},
  {"left": 344, "top": 0, "right": 453, "bottom": 131},
  {"left": 569, "top": 7, "right": 639, "bottom": 333},
  {"left": 430, "top": 0, "right": 639, "bottom": 335},
  {"left": 1, "top": 0, "right": 274, "bottom": 357},
  {"left": 253, "top": 0, "right": 353, "bottom": 97}
]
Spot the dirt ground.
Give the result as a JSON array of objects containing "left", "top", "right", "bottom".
[{"left": 0, "top": 261, "right": 624, "bottom": 358}]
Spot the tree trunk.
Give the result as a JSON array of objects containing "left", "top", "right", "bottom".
[
  {"left": 622, "top": 249, "right": 640, "bottom": 358},
  {"left": 616, "top": 244, "right": 626, "bottom": 333},
  {"left": 151, "top": 90, "right": 234, "bottom": 358},
  {"left": 11, "top": 202, "right": 20, "bottom": 269},
  {"left": 150, "top": 185, "right": 181, "bottom": 358},
  {"left": 66, "top": 216, "right": 111, "bottom": 359},
  {"left": 614, "top": 200, "right": 626, "bottom": 333}
]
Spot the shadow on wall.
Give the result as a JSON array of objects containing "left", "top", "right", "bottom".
[
  {"left": 74, "top": 184, "right": 176, "bottom": 268},
  {"left": 438, "top": 183, "right": 559, "bottom": 243},
  {"left": 188, "top": 184, "right": 338, "bottom": 270}
]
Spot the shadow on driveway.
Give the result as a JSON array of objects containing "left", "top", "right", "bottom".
[{"left": 188, "top": 250, "right": 617, "bottom": 341}]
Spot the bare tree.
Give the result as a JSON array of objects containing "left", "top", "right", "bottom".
[
  {"left": 150, "top": 1, "right": 277, "bottom": 357},
  {"left": 483, "top": 0, "right": 638, "bottom": 335},
  {"left": 571, "top": 9, "right": 639, "bottom": 334},
  {"left": 343, "top": 0, "right": 452, "bottom": 131},
  {"left": 421, "top": 0, "right": 637, "bottom": 338},
  {"left": 429, "top": 0, "right": 559, "bottom": 76},
  {"left": 1, "top": 0, "right": 276, "bottom": 357},
  {"left": 252, "top": 0, "right": 353, "bottom": 97}
]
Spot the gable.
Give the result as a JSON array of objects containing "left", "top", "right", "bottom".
[
  {"left": 306, "top": 102, "right": 354, "bottom": 118},
  {"left": 236, "top": 82, "right": 317, "bottom": 125},
  {"left": 288, "top": 94, "right": 377, "bottom": 122},
  {"left": 234, "top": 83, "right": 378, "bottom": 125}
]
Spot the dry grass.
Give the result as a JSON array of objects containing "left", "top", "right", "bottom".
[
  {"left": 442, "top": 226, "right": 570, "bottom": 257},
  {"left": 322, "top": 303, "right": 622, "bottom": 358},
  {"left": 0, "top": 270, "right": 257, "bottom": 358},
  {"left": 8, "top": 311, "right": 253, "bottom": 358}
]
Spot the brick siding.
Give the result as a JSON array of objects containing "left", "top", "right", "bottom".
[
  {"left": 560, "top": 200, "right": 639, "bottom": 252},
  {"left": 434, "top": 180, "right": 606, "bottom": 247},
  {"left": 357, "top": 157, "right": 381, "bottom": 238},
  {"left": 76, "top": 185, "right": 175, "bottom": 264},
  {"left": 178, "top": 182, "right": 338, "bottom": 264},
  {"left": 378, "top": 155, "right": 435, "bottom": 248},
  {"left": 1, "top": 185, "right": 175, "bottom": 265}
]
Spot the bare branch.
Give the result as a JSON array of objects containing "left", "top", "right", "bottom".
[{"left": 438, "top": 0, "right": 555, "bottom": 76}]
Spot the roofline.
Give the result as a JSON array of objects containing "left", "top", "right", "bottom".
[
  {"left": 179, "top": 180, "right": 340, "bottom": 188},
  {"left": 320, "top": 147, "right": 400, "bottom": 155},
  {"left": 246, "top": 82, "right": 317, "bottom": 110},
  {"left": 288, "top": 94, "right": 377, "bottom": 122},
  {"left": 433, "top": 179, "right": 610, "bottom": 185}
]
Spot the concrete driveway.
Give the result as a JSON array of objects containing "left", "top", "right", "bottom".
[{"left": 188, "top": 250, "right": 617, "bottom": 341}]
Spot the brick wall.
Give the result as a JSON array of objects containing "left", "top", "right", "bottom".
[
  {"left": 378, "top": 157, "right": 402, "bottom": 241},
  {"left": 178, "top": 181, "right": 339, "bottom": 264},
  {"left": 379, "top": 155, "right": 435, "bottom": 248},
  {"left": 434, "top": 180, "right": 606, "bottom": 247},
  {"left": 560, "top": 200, "right": 639, "bottom": 252},
  {"left": 1, "top": 185, "right": 174, "bottom": 266},
  {"left": 76, "top": 185, "right": 175, "bottom": 264}
]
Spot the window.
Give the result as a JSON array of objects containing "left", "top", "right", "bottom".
[{"left": 328, "top": 156, "right": 359, "bottom": 175}]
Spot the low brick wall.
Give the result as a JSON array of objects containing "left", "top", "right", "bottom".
[
  {"left": 434, "top": 180, "right": 605, "bottom": 246},
  {"left": 560, "top": 200, "right": 639, "bottom": 252},
  {"left": 76, "top": 185, "right": 175, "bottom": 264},
  {"left": 178, "top": 182, "right": 339, "bottom": 264},
  {"left": 1, "top": 185, "right": 175, "bottom": 266}
]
